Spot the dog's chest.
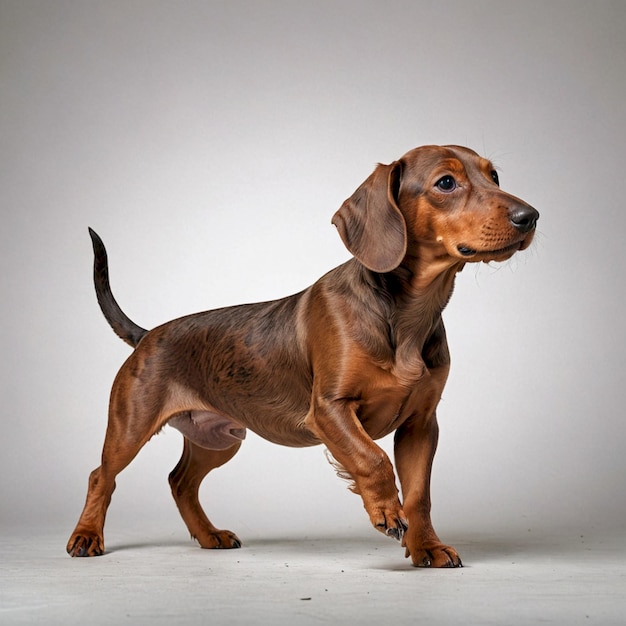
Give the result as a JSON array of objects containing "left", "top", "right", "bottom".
[{"left": 354, "top": 358, "right": 446, "bottom": 440}]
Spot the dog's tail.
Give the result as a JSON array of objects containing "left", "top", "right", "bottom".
[{"left": 88, "top": 228, "right": 148, "bottom": 348}]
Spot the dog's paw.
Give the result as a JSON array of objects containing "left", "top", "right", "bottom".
[
  {"left": 371, "top": 507, "right": 409, "bottom": 542},
  {"left": 405, "top": 542, "right": 462, "bottom": 568},
  {"left": 67, "top": 532, "right": 105, "bottom": 557},
  {"left": 196, "top": 529, "right": 242, "bottom": 550}
]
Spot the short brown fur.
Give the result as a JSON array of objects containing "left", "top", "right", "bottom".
[{"left": 67, "top": 145, "right": 538, "bottom": 567}]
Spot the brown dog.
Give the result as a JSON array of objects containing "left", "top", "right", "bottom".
[{"left": 67, "top": 145, "right": 538, "bottom": 567}]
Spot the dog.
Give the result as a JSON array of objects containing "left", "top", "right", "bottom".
[{"left": 67, "top": 145, "right": 538, "bottom": 567}]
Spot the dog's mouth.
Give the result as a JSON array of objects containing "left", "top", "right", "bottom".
[{"left": 456, "top": 240, "right": 524, "bottom": 260}]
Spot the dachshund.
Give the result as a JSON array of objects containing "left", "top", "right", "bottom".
[{"left": 67, "top": 145, "right": 538, "bottom": 567}]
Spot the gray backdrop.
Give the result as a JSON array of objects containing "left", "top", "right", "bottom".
[{"left": 2, "top": 0, "right": 625, "bottom": 541}]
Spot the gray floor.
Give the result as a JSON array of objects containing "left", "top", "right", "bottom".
[{"left": 2, "top": 524, "right": 625, "bottom": 625}]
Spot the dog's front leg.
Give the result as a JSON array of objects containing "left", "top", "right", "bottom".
[
  {"left": 394, "top": 414, "right": 462, "bottom": 567},
  {"left": 306, "top": 396, "right": 408, "bottom": 540}
]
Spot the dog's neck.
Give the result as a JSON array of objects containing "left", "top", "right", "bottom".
[
  {"left": 388, "top": 251, "right": 464, "bottom": 317},
  {"left": 347, "top": 251, "right": 463, "bottom": 332},
  {"left": 344, "top": 254, "right": 460, "bottom": 376}
]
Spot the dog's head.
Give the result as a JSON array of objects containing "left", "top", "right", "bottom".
[{"left": 333, "top": 145, "right": 539, "bottom": 273}]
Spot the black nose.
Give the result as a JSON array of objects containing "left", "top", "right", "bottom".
[{"left": 509, "top": 205, "right": 539, "bottom": 233}]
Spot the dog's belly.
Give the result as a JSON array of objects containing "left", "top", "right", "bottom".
[
  {"left": 245, "top": 416, "right": 321, "bottom": 447},
  {"left": 164, "top": 379, "right": 318, "bottom": 448},
  {"left": 213, "top": 395, "right": 321, "bottom": 448}
]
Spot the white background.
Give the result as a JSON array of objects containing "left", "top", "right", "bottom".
[{"left": 1, "top": 0, "right": 625, "bottom": 543}]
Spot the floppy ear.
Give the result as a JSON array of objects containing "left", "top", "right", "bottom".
[{"left": 332, "top": 161, "right": 407, "bottom": 273}]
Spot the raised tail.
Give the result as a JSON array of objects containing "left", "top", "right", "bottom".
[{"left": 88, "top": 228, "right": 148, "bottom": 348}]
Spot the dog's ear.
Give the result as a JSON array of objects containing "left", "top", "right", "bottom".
[{"left": 332, "top": 161, "right": 407, "bottom": 273}]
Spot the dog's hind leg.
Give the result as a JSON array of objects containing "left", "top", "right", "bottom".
[
  {"left": 169, "top": 438, "right": 242, "bottom": 549},
  {"left": 67, "top": 348, "right": 170, "bottom": 557},
  {"left": 66, "top": 413, "right": 155, "bottom": 557}
]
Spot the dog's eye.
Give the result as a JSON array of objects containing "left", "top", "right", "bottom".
[
  {"left": 435, "top": 176, "right": 456, "bottom": 192},
  {"left": 490, "top": 170, "right": 500, "bottom": 186}
]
